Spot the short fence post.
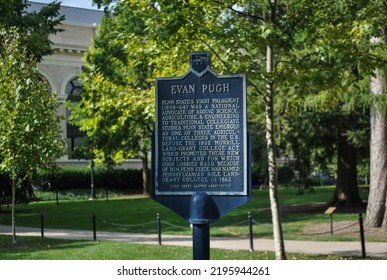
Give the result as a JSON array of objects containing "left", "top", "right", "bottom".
[
  {"left": 248, "top": 212, "right": 254, "bottom": 251},
  {"left": 92, "top": 212, "right": 97, "bottom": 241},
  {"left": 359, "top": 213, "right": 366, "bottom": 259},
  {"left": 157, "top": 213, "right": 162, "bottom": 245},
  {"left": 40, "top": 212, "right": 44, "bottom": 238}
]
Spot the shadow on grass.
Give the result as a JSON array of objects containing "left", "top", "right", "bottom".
[{"left": 0, "top": 235, "right": 101, "bottom": 260}]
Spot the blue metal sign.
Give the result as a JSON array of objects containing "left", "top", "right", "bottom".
[{"left": 153, "top": 52, "right": 250, "bottom": 223}]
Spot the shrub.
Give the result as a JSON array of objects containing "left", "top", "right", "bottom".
[
  {"left": 0, "top": 174, "right": 35, "bottom": 205},
  {"left": 35, "top": 168, "right": 143, "bottom": 193},
  {"left": 277, "top": 165, "right": 295, "bottom": 184}
]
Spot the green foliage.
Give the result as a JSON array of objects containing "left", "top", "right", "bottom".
[
  {"left": 83, "top": 1, "right": 386, "bottom": 206},
  {"left": 0, "top": 28, "right": 65, "bottom": 223},
  {"left": 0, "top": 174, "right": 35, "bottom": 204},
  {"left": 0, "top": 28, "right": 65, "bottom": 181},
  {"left": 274, "top": 0, "right": 385, "bottom": 184},
  {"left": 0, "top": 0, "right": 64, "bottom": 61},
  {"left": 70, "top": 2, "right": 156, "bottom": 167},
  {"left": 278, "top": 0, "right": 386, "bottom": 110},
  {"left": 277, "top": 166, "right": 295, "bottom": 184},
  {"left": 81, "top": 0, "right": 278, "bottom": 183},
  {"left": 0, "top": 27, "right": 65, "bottom": 242}
]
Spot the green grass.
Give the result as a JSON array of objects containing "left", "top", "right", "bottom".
[
  {"left": 0, "top": 235, "right": 369, "bottom": 260},
  {"left": 0, "top": 186, "right": 377, "bottom": 242},
  {"left": 1, "top": 186, "right": 383, "bottom": 260},
  {"left": 1, "top": 196, "right": 190, "bottom": 234}
]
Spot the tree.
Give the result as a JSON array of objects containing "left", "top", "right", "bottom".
[
  {"left": 264, "top": 0, "right": 286, "bottom": 260},
  {"left": 88, "top": 0, "right": 383, "bottom": 255},
  {"left": 0, "top": 0, "right": 64, "bottom": 61},
  {"left": 367, "top": 33, "right": 387, "bottom": 227},
  {"left": 277, "top": 110, "right": 338, "bottom": 189},
  {"left": 90, "top": 0, "right": 287, "bottom": 259},
  {"left": 275, "top": 0, "right": 386, "bottom": 208},
  {"left": 0, "top": 28, "right": 65, "bottom": 243},
  {"left": 309, "top": 1, "right": 385, "bottom": 209},
  {"left": 70, "top": 3, "right": 155, "bottom": 195}
]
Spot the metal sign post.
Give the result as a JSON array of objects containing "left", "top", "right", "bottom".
[{"left": 153, "top": 52, "right": 250, "bottom": 260}]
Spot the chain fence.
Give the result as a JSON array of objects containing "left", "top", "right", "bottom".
[{"left": 8, "top": 209, "right": 367, "bottom": 256}]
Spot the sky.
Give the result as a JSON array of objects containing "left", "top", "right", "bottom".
[{"left": 33, "top": 0, "right": 101, "bottom": 10}]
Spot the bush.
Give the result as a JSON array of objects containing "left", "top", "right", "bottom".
[
  {"left": 35, "top": 168, "right": 143, "bottom": 193},
  {"left": 277, "top": 165, "right": 295, "bottom": 185},
  {"left": 0, "top": 174, "right": 36, "bottom": 205}
]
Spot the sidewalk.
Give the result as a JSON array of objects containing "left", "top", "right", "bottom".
[{"left": 1, "top": 225, "right": 386, "bottom": 258}]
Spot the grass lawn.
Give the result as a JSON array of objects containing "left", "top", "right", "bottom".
[
  {"left": 1, "top": 186, "right": 384, "bottom": 260},
  {"left": 0, "top": 235, "right": 367, "bottom": 260},
  {"left": 0, "top": 186, "right": 376, "bottom": 242}
]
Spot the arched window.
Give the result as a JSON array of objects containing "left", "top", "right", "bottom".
[
  {"left": 37, "top": 74, "right": 52, "bottom": 93},
  {"left": 66, "top": 77, "right": 82, "bottom": 100},
  {"left": 65, "top": 77, "right": 85, "bottom": 158}
]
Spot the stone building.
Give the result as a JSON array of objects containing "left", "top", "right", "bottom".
[{"left": 28, "top": 2, "right": 142, "bottom": 169}]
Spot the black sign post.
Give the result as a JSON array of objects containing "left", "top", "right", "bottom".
[{"left": 153, "top": 52, "right": 250, "bottom": 259}]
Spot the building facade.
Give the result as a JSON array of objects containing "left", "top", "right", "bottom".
[{"left": 28, "top": 2, "right": 142, "bottom": 169}]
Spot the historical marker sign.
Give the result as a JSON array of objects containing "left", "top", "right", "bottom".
[{"left": 153, "top": 52, "right": 250, "bottom": 222}]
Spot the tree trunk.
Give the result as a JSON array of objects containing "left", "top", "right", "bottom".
[
  {"left": 265, "top": 0, "right": 286, "bottom": 260},
  {"left": 331, "top": 122, "right": 362, "bottom": 206},
  {"left": 11, "top": 178, "right": 17, "bottom": 243},
  {"left": 366, "top": 64, "right": 387, "bottom": 227}
]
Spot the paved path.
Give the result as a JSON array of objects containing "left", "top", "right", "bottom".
[{"left": 1, "top": 225, "right": 386, "bottom": 258}]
